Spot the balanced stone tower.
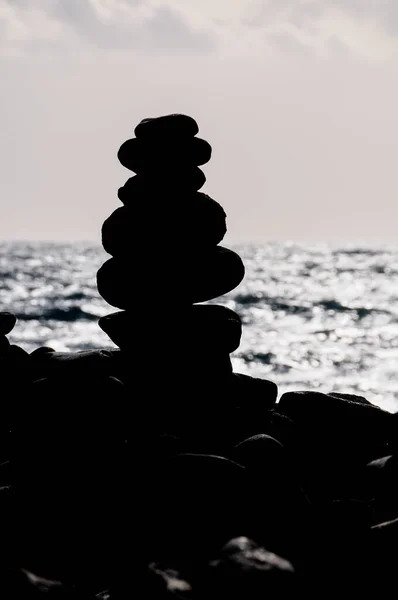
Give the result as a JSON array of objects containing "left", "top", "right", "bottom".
[{"left": 96, "top": 114, "right": 272, "bottom": 448}]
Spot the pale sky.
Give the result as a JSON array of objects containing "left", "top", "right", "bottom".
[{"left": 1, "top": 0, "right": 398, "bottom": 244}]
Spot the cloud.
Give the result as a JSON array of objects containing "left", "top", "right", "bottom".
[
  {"left": 1, "top": 0, "right": 398, "bottom": 61},
  {"left": 0, "top": 0, "right": 216, "bottom": 54}
]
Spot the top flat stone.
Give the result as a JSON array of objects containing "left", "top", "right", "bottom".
[{"left": 134, "top": 114, "right": 199, "bottom": 139}]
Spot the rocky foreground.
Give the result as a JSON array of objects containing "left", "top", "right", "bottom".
[{"left": 1, "top": 115, "right": 397, "bottom": 598}]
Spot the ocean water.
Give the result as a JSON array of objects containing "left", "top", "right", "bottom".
[{"left": 1, "top": 241, "right": 398, "bottom": 412}]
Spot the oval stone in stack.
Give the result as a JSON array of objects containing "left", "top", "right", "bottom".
[
  {"left": 118, "top": 136, "right": 212, "bottom": 172},
  {"left": 96, "top": 246, "right": 245, "bottom": 309},
  {"left": 101, "top": 195, "right": 227, "bottom": 256},
  {"left": 118, "top": 169, "right": 206, "bottom": 197},
  {"left": 134, "top": 114, "right": 199, "bottom": 138},
  {"left": 99, "top": 305, "right": 242, "bottom": 353}
]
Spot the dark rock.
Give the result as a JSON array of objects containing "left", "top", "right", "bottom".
[
  {"left": 233, "top": 433, "right": 286, "bottom": 469},
  {"left": 13, "top": 374, "right": 130, "bottom": 585},
  {"left": 276, "top": 391, "right": 393, "bottom": 502},
  {"left": 98, "top": 305, "right": 241, "bottom": 353},
  {"left": 0, "top": 567, "right": 89, "bottom": 598},
  {"left": 134, "top": 114, "right": 199, "bottom": 138},
  {"left": 362, "top": 455, "right": 398, "bottom": 522},
  {"left": 118, "top": 168, "right": 206, "bottom": 197},
  {"left": 147, "top": 454, "right": 249, "bottom": 558},
  {"left": 200, "top": 537, "right": 295, "bottom": 598},
  {"left": 101, "top": 195, "right": 227, "bottom": 256},
  {"left": 232, "top": 434, "right": 312, "bottom": 560},
  {"left": 329, "top": 392, "right": 372, "bottom": 406},
  {"left": 30, "top": 346, "right": 56, "bottom": 357},
  {"left": 97, "top": 246, "right": 245, "bottom": 309},
  {"left": 147, "top": 563, "right": 192, "bottom": 599},
  {"left": 0, "top": 312, "right": 16, "bottom": 336},
  {"left": 26, "top": 348, "right": 121, "bottom": 380},
  {"left": 117, "top": 137, "right": 212, "bottom": 172},
  {"left": 278, "top": 390, "right": 392, "bottom": 461},
  {"left": 367, "top": 518, "right": 398, "bottom": 584}
]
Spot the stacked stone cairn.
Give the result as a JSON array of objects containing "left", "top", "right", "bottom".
[
  {"left": 97, "top": 114, "right": 243, "bottom": 372},
  {"left": 96, "top": 114, "right": 278, "bottom": 449}
]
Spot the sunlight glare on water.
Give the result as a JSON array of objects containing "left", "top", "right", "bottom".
[{"left": 1, "top": 241, "right": 398, "bottom": 412}]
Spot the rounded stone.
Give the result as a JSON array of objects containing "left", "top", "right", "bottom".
[
  {"left": 101, "top": 195, "right": 226, "bottom": 256},
  {"left": 99, "top": 304, "right": 242, "bottom": 353},
  {"left": 117, "top": 136, "right": 212, "bottom": 172},
  {"left": 134, "top": 114, "right": 199, "bottom": 138},
  {"left": 0, "top": 312, "right": 16, "bottom": 336},
  {"left": 118, "top": 168, "right": 206, "bottom": 198},
  {"left": 96, "top": 246, "right": 245, "bottom": 309}
]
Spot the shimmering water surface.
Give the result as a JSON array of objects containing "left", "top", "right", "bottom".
[{"left": 2, "top": 241, "right": 398, "bottom": 412}]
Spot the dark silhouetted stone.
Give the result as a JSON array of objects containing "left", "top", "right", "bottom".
[
  {"left": 102, "top": 195, "right": 226, "bottom": 256},
  {"left": 147, "top": 563, "right": 192, "bottom": 599},
  {"left": 200, "top": 537, "right": 295, "bottom": 597},
  {"left": 118, "top": 137, "right": 212, "bottom": 173},
  {"left": 367, "top": 518, "right": 398, "bottom": 584},
  {"left": 97, "top": 247, "right": 245, "bottom": 309},
  {"left": 275, "top": 391, "right": 393, "bottom": 503},
  {"left": 0, "top": 312, "right": 16, "bottom": 336},
  {"left": 30, "top": 346, "right": 56, "bottom": 357},
  {"left": 148, "top": 454, "right": 249, "bottom": 557},
  {"left": 99, "top": 305, "right": 241, "bottom": 353},
  {"left": 329, "top": 392, "right": 372, "bottom": 406},
  {"left": 278, "top": 390, "right": 392, "bottom": 463},
  {"left": 233, "top": 433, "right": 285, "bottom": 469},
  {"left": 118, "top": 168, "right": 206, "bottom": 199},
  {"left": 134, "top": 114, "right": 199, "bottom": 138}
]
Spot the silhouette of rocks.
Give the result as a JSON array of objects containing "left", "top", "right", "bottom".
[
  {"left": 97, "top": 247, "right": 244, "bottom": 309},
  {"left": 135, "top": 114, "right": 199, "bottom": 138},
  {"left": 118, "top": 137, "right": 212, "bottom": 173},
  {"left": 8, "top": 113, "right": 398, "bottom": 595},
  {"left": 102, "top": 195, "right": 227, "bottom": 255}
]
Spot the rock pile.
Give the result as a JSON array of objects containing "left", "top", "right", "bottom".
[{"left": 1, "top": 115, "right": 398, "bottom": 597}]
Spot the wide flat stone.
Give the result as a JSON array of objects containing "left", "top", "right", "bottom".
[
  {"left": 117, "top": 136, "right": 212, "bottom": 172},
  {"left": 96, "top": 246, "right": 245, "bottom": 308},
  {"left": 98, "top": 304, "right": 242, "bottom": 353}
]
